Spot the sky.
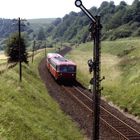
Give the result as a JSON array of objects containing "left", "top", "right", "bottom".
[{"left": 0, "top": 0, "right": 133, "bottom": 19}]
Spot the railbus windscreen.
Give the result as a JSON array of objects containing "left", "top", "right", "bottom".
[{"left": 59, "top": 65, "right": 76, "bottom": 73}]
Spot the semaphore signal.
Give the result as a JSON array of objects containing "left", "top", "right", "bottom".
[{"left": 75, "top": 1, "right": 104, "bottom": 140}]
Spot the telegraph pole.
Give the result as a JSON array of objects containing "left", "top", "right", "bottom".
[
  {"left": 32, "top": 40, "right": 35, "bottom": 63},
  {"left": 45, "top": 42, "right": 47, "bottom": 57},
  {"left": 61, "top": 40, "right": 62, "bottom": 49},
  {"left": 13, "top": 17, "right": 27, "bottom": 82},
  {"left": 18, "top": 17, "right": 22, "bottom": 82},
  {"left": 75, "top": 1, "right": 103, "bottom": 140}
]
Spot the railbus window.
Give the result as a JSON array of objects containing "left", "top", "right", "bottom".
[
  {"left": 67, "top": 66, "right": 75, "bottom": 72},
  {"left": 60, "top": 66, "right": 67, "bottom": 72},
  {"left": 59, "top": 65, "right": 76, "bottom": 73}
]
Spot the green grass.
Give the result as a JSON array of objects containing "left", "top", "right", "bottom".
[
  {"left": 67, "top": 38, "right": 140, "bottom": 117},
  {"left": 0, "top": 53, "right": 7, "bottom": 64},
  {"left": 0, "top": 60, "right": 7, "bottom": 64},
  {"left": 0, "top": 49, "right": 85, "bottom": 140}
]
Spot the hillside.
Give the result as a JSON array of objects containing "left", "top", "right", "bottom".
[
  {"left": 45, "top": 0, "right": 140, "bottom": 43},
  {"left": 0, "top": 18, "right": 33, "bottom": 38},
  {"left": 28, "top": 18, "right": 55, "bottom": 32},
  {"left": 0, "top": 18, "right": 56, "bottom": 51},
  {"left": 66, "top": 38, "right": 140, "bottom": 118},
  {"left": 0, "top": 18, "right": 34, "bottom": 51},
  {"left": 0, "top": 18, "right": 55, "bottom": 40},
  {"left": 0, "top": 50, "right": 85, "bottom": 140},
  {"left": 28, "top": 18, "right": 55, "bottom": 25}
]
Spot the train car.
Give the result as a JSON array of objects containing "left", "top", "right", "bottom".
[
  {"left": 46, "top": 53, "right": 76, "bottom": 80},
  {"left": 46, "top": 53, "right": 62, "bottom": 70}
]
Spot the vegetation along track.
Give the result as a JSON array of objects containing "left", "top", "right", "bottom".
[
  {"left": 0, "top": 62, "right": 17, "bottom": 75},
  {"left": 39, "top": 46, "right": 140, "bottom": 140},
  {"left": 0, "top": 49, "right": 43, "bottom": 75}
]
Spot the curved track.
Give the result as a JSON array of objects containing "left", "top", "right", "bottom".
[
  {"left": 39, "top": 47, "right": 140, "bottom": 140},
  {"left": 62, "top": 84, "right": 140, "bottom": 140}
]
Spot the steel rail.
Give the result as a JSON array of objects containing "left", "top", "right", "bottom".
[
  {"left": 75, "top": 86, "right": 140, "bottom": 136},
  {"left": 63, "top": 85, "right": 140, "bottom": 139}
]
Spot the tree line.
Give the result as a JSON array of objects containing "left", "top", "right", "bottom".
[
  {"left": 0, "top": 18, "right": 33, "bottom": 38},
  {"left": 45, "top": 0, "right": 140, "bottom": 43}
]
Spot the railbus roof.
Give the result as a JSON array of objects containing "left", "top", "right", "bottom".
[
  {"left": 50, "top": 56, "right": 76, "bottom": 66},
  {"left": 47, "top": 53, "right": 63, "bottom": 59}
]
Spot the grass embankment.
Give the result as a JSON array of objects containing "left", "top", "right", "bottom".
[
  {"left": 67, "top": 38, "right": 140, "bottom": 117},
  {"left": 0, "top": 49, "right": 85, "bottom": 140}
]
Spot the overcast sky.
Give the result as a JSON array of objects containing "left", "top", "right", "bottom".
[{"left": 0, "top": 0, "right": 133, "bottom": 19}]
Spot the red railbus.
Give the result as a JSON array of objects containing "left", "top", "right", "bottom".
[
  {"left": 46, "top": 53, "right": 62, "bottom": 69},
  {"left": 46, "top": 53, "right": 76, "bottom": 80}
]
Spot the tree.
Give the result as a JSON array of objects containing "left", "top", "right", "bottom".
[
  {"left": 37, "top": 27, "right": 46, "bottom": 40},
  {"left": 52, "top": 18, "right": 62, "bottom": 26},
  {"left": 5, "top": 33, "right": 28, "bottom": 64}
]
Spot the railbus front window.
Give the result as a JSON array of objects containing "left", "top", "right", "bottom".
[
  {"left": 59, "top": 66, "right": 76, "bottom": 73},
  {"left": 60, "top": 66, "right": 67, "bottom": 72},
  {"left": 67, "top": 66, "right": 75, "bottom": 72}
]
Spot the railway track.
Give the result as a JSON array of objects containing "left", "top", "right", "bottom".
[
  {"left": 39, "top": 47, "right": 140, "bottom": 139},
  {"left": 62, "top": 84, "right": 140, "bottom": 140}
]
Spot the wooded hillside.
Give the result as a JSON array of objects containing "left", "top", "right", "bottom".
[
  {"left": 0, "top": 18, "right": 33, "bottom": 38},
  {"left": 45, "top": 0, "right": 140, "bottom": 43}
]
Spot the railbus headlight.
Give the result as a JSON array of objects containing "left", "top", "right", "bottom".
[{"left": 58, "top": 73, "right": 62, "bottom": 76}]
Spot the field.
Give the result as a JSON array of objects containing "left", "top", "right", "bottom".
[
  {"left": 0, "top": 53, "right": 7, "bottom": 64},
  {"left": 67, "top": 38, "right": 140, "bottom": 118},
  {"left": 0, "top": 49, "right": 85, "bottom": 140}
]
